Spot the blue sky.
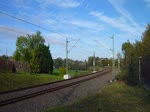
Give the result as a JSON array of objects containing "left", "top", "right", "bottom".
[{"left": 0, "top": 0, "right": 149, "bottom": 61}]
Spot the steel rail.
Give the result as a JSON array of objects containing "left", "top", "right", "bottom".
[{"left": 0, "top": 67, "right": 111, "bottom": 107}]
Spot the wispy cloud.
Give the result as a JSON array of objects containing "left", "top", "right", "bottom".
[
  {"left": 44, "top": 32, "right": 70, "bottom": 46},
  {"left": 45, "top": 38, "right": 65, "bottom": 46},
  {"left": 90, "top": 0, "right": 145, "bottom": 38},
  {"left": 58, "top": 0, "right": 80, "bottom": 8},
  {"left": 0, "top": 25, "right": 30, "bottom": 38},
  {"left": 66, "top": 19, "right": 105, "bottom": 31},
  {"left": 108, "top": 0, "right": 140, "bottom": 29},
  {"left": 36, "top": 0, "right": 80, "bottom": 8},
  {"left": 144, "top": 0, "right": 150, "bottom": 8},
  {"left": 89, "top": 11, "right": 140, "bottom": 36},
  {"left": 14, "top": 0, "right": 34, "bottom": 10}
]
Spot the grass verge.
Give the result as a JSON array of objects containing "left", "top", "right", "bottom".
[
  {"left": 53, "top": 69, "right": 90, "bottom": 77},
  {"left": 68, "top": 70, "right": 90, "bottom": 77},
  {"left": 46, "top": 82, "right": 150, "bottom": 112},
  {"left": 0, "top": 69, "right": 90, "bottom": 92},
  {"left": 0, "top": 72, "right": 63, "bottom": 92}
]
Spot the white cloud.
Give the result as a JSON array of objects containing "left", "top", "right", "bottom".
[
  {"left": 45, "top": 38, "right": 65, "bottom": 46},
  {"left": 14, "top": 0, "right": 34, "bottom": 10},
  {"left": 58, "top": 0, "right": 80, "bottom": 8},
  {"left": 0, "top": 25, "right": 30, "bottom": 38},
  {"left": 36, "top": 0, "right": 80, "bottom": 8},
  {"left": 89, "top": 11, "right": 142, "bottom": 36},
  {"left": 67, "top": 19, "right": 105, "bottom": 31},
  {"left": 144, "top": 0, "right": 150, "bottom": 8},
  {"left": 44, "top": 32, "right": 70, "bottom": 46},
  {"left": 108, "top": 0, "right": 140, "bottom": 29}
]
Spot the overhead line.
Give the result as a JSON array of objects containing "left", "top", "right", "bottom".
[
  {"left": 0, "top": 3, "right": 112, "bottom": 58},
  {"left": 0, "top": 11, "right": 66, "bottom": 38},
  {"left": 0, "top": 25, "right": 28, "bottom": 35},
  {"left": 0, "top": 5, "right": 41, "bottom": 24}
]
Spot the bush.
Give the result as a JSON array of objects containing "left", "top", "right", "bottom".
[
  {"left": 116, "top": 70, "right": 126, "bottom": 81},
  {"left": 0, "top": 57, "right": 16, "bottom": 73},
  {"left": 96, "top": 66, "right": 101, "bottom": 71},
  {"left": 59, "top": 67, "right": 66, "bottom": 76}
]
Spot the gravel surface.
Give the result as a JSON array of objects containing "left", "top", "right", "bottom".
[{"left": 0, "top": 71, "right": 112, "bottom": 112}]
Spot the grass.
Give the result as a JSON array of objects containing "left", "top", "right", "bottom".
[
  {"left": 0, "top": 72, "right": 63, "bottom": 92},
  {"left": 0, "top": 69, "right": 90, "bottom": 92},
  {"left": 46, "top": 82, "right": 150, "bottom": 112},
  {"left": 68, "top": 70, "right": 90, "bottom": 77},
  {"left": 53, "top": 69, "right": 90, "bottom": 77}
]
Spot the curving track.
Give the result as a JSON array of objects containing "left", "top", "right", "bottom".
[{"left": 0, "top": 67, "right": 111, "bottom": 112}]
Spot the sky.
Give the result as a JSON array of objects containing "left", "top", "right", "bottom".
[{"left": 0, "top": 0, "right": 149, "bottom": 61}]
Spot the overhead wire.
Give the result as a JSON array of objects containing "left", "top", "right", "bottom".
[
  {"left": 0, "top": 1, "right": 113, "bottom": 59},
  {"left": 0, "top": 25, "right": 28, "bottom": 35},
  {"left": 0, "top": 11, "right": 67, "bottom": 38},
  {"left": 0, "top": 4, "right": 41, "bottom": 24}
]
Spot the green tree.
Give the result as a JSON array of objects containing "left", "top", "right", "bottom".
[
  {"left": 121, "top": 39, "right": 143, "bottom": 85},
  {"left": 30, "top": 44, "right": 53, "bottom": 74},
  {"left": 54, "top": 57, "right": 64, "bottom": 69},
  {"left": 142, "top": 24, "right": 150, "bottom": 57},
  {"left": 122, "top": 41, "right": 135, "bottom": 68},
  {"left": 141, "top": 24, "right": 150, "bottom": 83},
  {"left": 14, "top": 31, "right": 45, "bottom": 62},
  {"left": 121, "top": 41, "right": 137, "bottom": 85},
  {"left": 87, "top": 56, "right": 93, "bottom": 67},
  {"left": 30, "top": 48, "right": 40, "bottom": 73},
  {"left": 14, "top": 31, "right": 53, "bottom": 74},
  {"left": 39, "top": 44, "right": 53, "bottom": 74}
]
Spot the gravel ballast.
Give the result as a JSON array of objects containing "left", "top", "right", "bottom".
[{"left": 0, "top": 71, "right": 112, "bottom": 112}]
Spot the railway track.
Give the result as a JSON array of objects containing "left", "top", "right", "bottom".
[{"left": 0, "top": 67, "right": 111, "bottom": 108}]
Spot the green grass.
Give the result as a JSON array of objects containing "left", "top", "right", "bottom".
[
  {"left": 0, "top": 72, "right": 63, "bottom": 92},
  {"left": 0, "top": 69, "right": 90, "bottom": 92},
  {"left": 46, "top": 82, "right": 150, "bottom": 112},
  {"left": 68, "top": 70, "right": 90, "bottom": 77},
  {"left": 53, "top": 69, "right": 90, "bottom": 77}
]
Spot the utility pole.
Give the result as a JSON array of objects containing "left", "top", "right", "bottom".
[
  {"left": 64, "top": 37, "right": 80, "bottom": 79},
  {"left": 66, "top": 37, "right": 68, "bottom": 75},
  {"left": 139, "top": 56, "right": 142, "bottom": 81},
  {"left": 6, "top": 49, "right": 8, "bottom": 57},
  {"left": 117, "top": 52, "right": 121, "bottom": 72},
  {"left": 110, "top": 35, "right": 115, "bottom": 79},
  {"left": 93, "top": 51, "right": 96, "bottom": 72},
  {"left": 112, "top": 35, "right": 115, "bottom": 70}
]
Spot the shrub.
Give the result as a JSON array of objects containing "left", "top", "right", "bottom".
[
  {"left": 116, "top": 70, "right": 127, "bottom": 81},
  {"left": 59, "top": 67, "right": 66, "bottom": 76},
  {"left": 0, "top": 57, "right": 16, "bottom": 73}
]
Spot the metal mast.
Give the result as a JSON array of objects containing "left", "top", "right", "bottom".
[
  {"left": 66, "top": 37, "right": 68, "bottom": 74},
  {"left": 93, "top": 51, "right": 95, "bottom": 72}
]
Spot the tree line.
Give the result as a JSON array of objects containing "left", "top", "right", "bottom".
[
  {"left": 54, "top": 57, "right": 112, "bottom": 71},
  {"left": 12, "top": 31, "right": 113, "bottom": 74},
  {"left": 120, "top": 24, "right": 150, "bottom": 85}
]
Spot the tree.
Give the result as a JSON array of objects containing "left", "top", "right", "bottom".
[
  {"left": 30, "top": 49, "right": 40, "bottom": 73},
  {"left": 87, "top": 56, "right": 94, "bottom": 67},
  {"left": 14, "top": 31, "right": 53, "bottom": 74},
  {"left": 39, "top": 44, "right": 53, "bottom": 74},
  {"left": 53, "top": 57, "right": 64, "bottom": 69},
  {"left": 14, "top": 31, "right": 45, "bottom": 62},
  {"left": 120, "top": 24, "right": 150, "bottom": 85},
  {"left": 30, "top": 44, "right": 53, "bottom": 74},
  {"left": 141, "top": 24, "right": 150, "bottom": 84},
  {"left": 122, "top": 41, "right": 134, "bottom": 68},
  {"left": 121, "top": 41, "right": 140, "bottom": 85},
  {"left": 142, "top": 24, "right": 150, "bottom": 58}
]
